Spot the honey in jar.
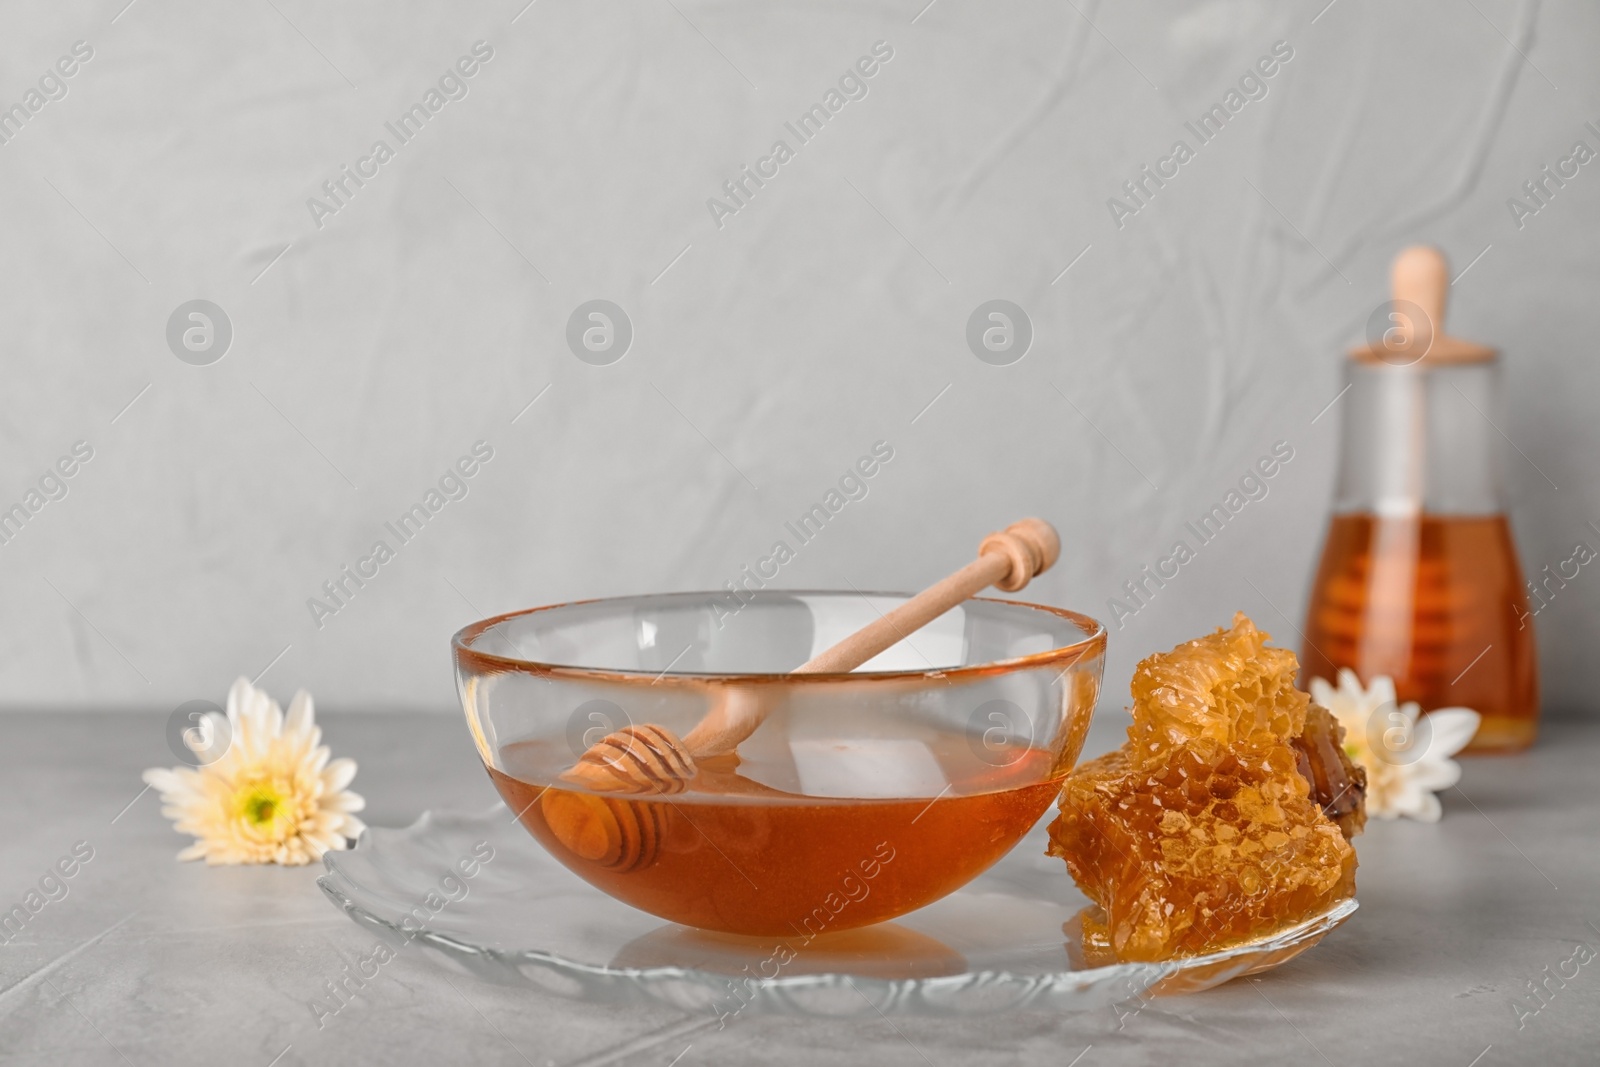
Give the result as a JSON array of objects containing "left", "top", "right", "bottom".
[{"left": 1301, "top": 247, "right": 1539, "bottom": 752}]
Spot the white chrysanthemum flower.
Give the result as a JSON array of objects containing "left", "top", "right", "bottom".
[
  {"left": 143, "top": 677, "right": 366, "bottom": 865},
  {"left": 1309, "top": 668, "right": 1480, "bottom": 823}
]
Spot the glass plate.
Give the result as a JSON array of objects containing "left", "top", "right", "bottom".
[{"left": 317, "top": 804, "right": 1357, "bottom": 1017}]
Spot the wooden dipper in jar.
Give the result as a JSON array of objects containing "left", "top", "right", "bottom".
[
  {"left": 539, "top": 518, "right": 1061, "bottom": 872},
  {"left": 1349, "top": 245, "right": 1496, "bottom": 366}
]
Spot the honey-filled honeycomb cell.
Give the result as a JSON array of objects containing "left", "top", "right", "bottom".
[{"left": 1048, "top": 613, "right": 1361, "bottom": 962}]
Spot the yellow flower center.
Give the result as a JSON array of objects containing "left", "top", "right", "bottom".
[
  {"left": 235, "top": 780, "right": 293, "bottom": 837},
  {"left": 246, "top": 792, "right": 277, "bottom": 824}
]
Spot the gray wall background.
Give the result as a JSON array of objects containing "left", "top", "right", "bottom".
[{"left": 2, "top": 0, "right": 1596, "bottom": 715}]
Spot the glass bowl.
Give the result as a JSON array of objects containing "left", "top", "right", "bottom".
[{"left": 451, "top": 591, "right": 1106, "bottom": 936}]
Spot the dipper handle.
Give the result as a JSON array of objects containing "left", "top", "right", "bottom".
[
  {"left": 680, "top": 518, "right": 1058, "bottom": 755},
  {"left": 1353, "top": 245, "right": 1495, "bottom": 365},
  {"left": 785, "top": 517, "right": 1059, "bottom": 676},
  {"left": 1391, "top": 245, "right": 1449, "bottom": 343}
]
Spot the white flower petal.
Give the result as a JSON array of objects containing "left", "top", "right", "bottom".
[
  {"left": 302, "top": 830, "right": 341, "bottom": 855},
  {"left": 226, "top": 676, "right": 254, "bottom": 719},
  {"left": 1408, "top": 791, "right": 1443, "bottom": 823},
  {"left": 323, "top": 790, "right": 365, "bottom": 813},
  {"left": 143, "top": 767, "right": 184, "bottom": 793},
  {"left": 322, "top": 758, "right": 358, "bottom": 793},
  {"left": 1407, "top": 757, "right": 1462, "bottom": 793},
  {"left": 1309, "top": 677, "right": 1336, "bottom": 706},
  {"left": 1365, "top": 674, "right": 1394, "bottom": 706},
  {"left": 285, "top": 690, "right": 315, "bottom": 740},
  {"left": 1421, "top": 709, "right": 1481, "bottom": 759},
  {"left": 263, "top": 695, "right": 284, "bottom": 740},
  {"left": 306, "top": 743, "right": 330, "bottom": 776}
]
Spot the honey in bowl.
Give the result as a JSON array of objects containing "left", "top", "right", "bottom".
[
  {"left": 453, "top": 591, "right": 1105, "bottom": 938},
  {"left": 488, "top": 730, "right": 1063, "bottom": 937}
]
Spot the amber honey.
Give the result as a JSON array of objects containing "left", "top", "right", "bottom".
[
  {"left": 488, "top": 733, "right": 1061, "bottom": 936},
  {"left": 1301, "top": 513, "right": 1539, "bottom": 752}
]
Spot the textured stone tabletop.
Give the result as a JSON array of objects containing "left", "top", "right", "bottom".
[{"left": 1, "top": 709, "right": 1595, "bottom": 1066}]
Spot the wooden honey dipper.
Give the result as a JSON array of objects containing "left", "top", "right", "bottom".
[
  {"left": 1351, "top": 245, "right": 1496, "bottom": 367},
  {"left": 539, "top": 517, "right": 1060, "bottom": 872}
]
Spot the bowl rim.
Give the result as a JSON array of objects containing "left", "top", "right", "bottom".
[{"left": 452, "top": 590, "right": 1106, "bottom": 686}]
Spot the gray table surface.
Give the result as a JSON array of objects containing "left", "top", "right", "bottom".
[{"left": 1, "top": 709, "right": 1595, "bottom": 1066}]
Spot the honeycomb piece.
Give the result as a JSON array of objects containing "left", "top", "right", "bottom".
[
  {"left": 1291, "top": 703, "right": 1367, "bottom": 840},
  {"left": 1047, "top": 614, "right": 1359, "bottom": 962},
  {"left": 1127, "top": 612, "right": 1307, "bottom": 767}
]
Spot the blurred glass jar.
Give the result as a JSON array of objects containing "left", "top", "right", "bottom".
[{"left": 1301, "top": 247, "right": 1539, "bottom": 753}]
